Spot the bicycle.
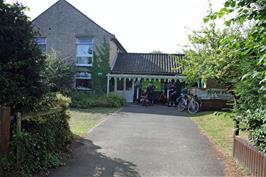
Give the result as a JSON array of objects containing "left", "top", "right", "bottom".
[{"left": 176, "top": 93, "right": 200, "bottom": 113}]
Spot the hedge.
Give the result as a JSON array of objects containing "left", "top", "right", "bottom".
[{"left": 70, "top": 92, "right": 126, "bottom": 108}]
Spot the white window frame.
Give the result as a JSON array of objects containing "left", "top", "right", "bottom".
[{"left": 76, "top": 38, "right": 93, "bottom": 67}]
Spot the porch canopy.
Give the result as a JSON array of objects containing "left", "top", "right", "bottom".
[{"left": 107, "top": 53, "right": 186, "bottom": 102}]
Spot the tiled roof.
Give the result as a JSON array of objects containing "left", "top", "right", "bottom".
[{"left": 111, "top": 53, "right": 184, "bottom": 75}]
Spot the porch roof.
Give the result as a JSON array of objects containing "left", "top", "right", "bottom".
[{"left": 111, "top": 53, "right": 184, "bottom": 75}]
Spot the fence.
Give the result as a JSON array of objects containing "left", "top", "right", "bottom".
[
  {"left": 233, "top": 136, "right": 266, "bottom": 177},
  {"left": 0, "top": 106, "right": 63, "bottom": 174},
  {"left": 15, "top": 107, "right": 63, "bottom": 169},
  {"left": 0, "top": 107, "right": 11, "bottom": 155}
]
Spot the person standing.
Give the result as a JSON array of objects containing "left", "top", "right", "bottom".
[
  {"left": 168, "top": 83, "right": 176, "bottom": 107},
  {"left": 146, "top": 83, "right": 154, "bottom": 105}
]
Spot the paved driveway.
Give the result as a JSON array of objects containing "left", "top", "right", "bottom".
[{"left": 50, "top": 105, "right": 224, "bottom": 177}]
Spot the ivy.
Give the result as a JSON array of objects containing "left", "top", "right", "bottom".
[{"left": 91, "top": 39, "right": 111, "bottom": 95}]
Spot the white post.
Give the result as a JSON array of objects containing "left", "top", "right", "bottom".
[
  {"left": 132, "top": 79, "right": 135, "bottom": 102},
  {"left": 123, "top": 78, "right": 126, "bottom": 92},
  {"left": 123, "top": 78, "right": 126, "bottom": 100},
  {"left": 107, "top": 76, "right": 110, "bottom": 95},
  {"left": 114, "top": 77, "right": 117, "bottom": 92},
  {"left": 136, "top": 87, "right": 139, "bottom": 100}
]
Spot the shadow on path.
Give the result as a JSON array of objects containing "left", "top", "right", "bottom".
[{"left": 48, "top": 138, "right": 140, "bottom": 177}]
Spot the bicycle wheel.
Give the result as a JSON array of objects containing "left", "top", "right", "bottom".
[
  {"left": 188, "top": 100, "right": 199, "bottom": 114},
  {"left": 177, "top": 98, "right": 186, "bottom": 112}
]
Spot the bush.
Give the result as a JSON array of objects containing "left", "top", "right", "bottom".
[
  {"left": 240, "top": 108, "right": 266, "bottom": 153},
  {"left": 45, "top": 51, "right": 76, "bottom": 94},
  {"left": 1, "top": 94, "right": 72, "bottom": 177},
  {"left": 0, "top": 2, "right": 47, "bottom": 112},
  {"left": 70, "top": 91, "right": 126, "bottom": 108}
]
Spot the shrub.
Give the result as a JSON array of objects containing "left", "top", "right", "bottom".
[
  {"left": 70, "top": 91, "right": 126, "bottom": 108},
  {"left": 240, "top": 108, "right": 266, "bottom": 153},
  {"left": 0, "top": 2, "right": 47, "bottom": 112},
  {"left": 45, "top": 51, "right": 76, "bottom": 94},
  {"left": 1, "top": 94, "right": 72, "bottom": 177}
]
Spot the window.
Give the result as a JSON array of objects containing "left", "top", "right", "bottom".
[
  {"left": 35, "top": 37, "right": 46, "bottom": 53},
  {"left": 76, "top": 38, "right": 93, "bottom": 66},
  {"left": 76, "top": 79, "right": 92, "bottom": 90},
  {"left": 75, "top": 72, "right": 92, "bottom": 90}
]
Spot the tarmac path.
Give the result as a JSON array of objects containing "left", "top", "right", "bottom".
[{"left": 49, "top": 104, "right": 224, "bottom": 177}]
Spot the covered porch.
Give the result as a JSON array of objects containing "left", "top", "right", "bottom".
[
  {"left": 108, "top": 53, "right": 185, "bottom": 103},
  {"left": 107, "top": 73, "right": 186, "bottom": 103}
]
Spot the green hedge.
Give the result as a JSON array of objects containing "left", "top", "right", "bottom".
[
  {"left": 70, "top": 92, "right": 126, "bottom": 108},
  {"left": 241, "top": 108, "right": 266, "bottom": 153},
  {"left": 1, "top": 94, "right": 72, "bottom": 177}
]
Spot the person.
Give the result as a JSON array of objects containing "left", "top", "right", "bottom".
[
  {"left": 140, "top": 91, "right": 149, "bottom": 106},
  {"left": 158, "top": 91, "right": 167, "bottom": 104},
  {"left": 146, "top": 83, "right": 154, "bottom": 105},
  {"left": 168, "top": 83, "right": 176, "bottom": 107}
]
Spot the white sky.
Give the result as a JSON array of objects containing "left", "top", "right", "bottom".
[{"left": 5, "top": 0, "right": 225, "bottom": 53}]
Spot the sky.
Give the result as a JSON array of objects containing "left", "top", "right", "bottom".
[{"left": 5, "top": 0, "right": 225, "bottom": 53}]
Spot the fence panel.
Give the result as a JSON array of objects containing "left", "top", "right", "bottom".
[
  {"left": 233, "top": 136, "right": 266, "bottom": 177},
  {"left": 15, "top": 107, "right": 64, "bottom": 169}
]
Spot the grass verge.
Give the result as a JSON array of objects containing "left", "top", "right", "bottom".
[
  {"left": 191, "top": 111, "right": 249, "bottom": 176},
  {"left": 191, "top": 111, "right": 235, "bottom": 156},
  {"left": 68, "top": 107, "right": 118, "bottom": 137}
]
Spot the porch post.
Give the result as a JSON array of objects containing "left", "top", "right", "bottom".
[
  {"left": 132, "top": 79, "right": 135, "bottom": 102},
  {"left": 107, "top": 76, "right": 110, "bottom": 95},
  {"left": 123, "top": 78, "right": 126, "bottom": 93},
  {"left": 114, "top": 77, "right": 117, "bottom": 92},
  {"left": 132, "top": 79, "right": 135, "bottom": 91}
]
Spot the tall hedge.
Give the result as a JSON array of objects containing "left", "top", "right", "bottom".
[
  {"left": 1, "top": 94, "right": 72, "bottom": 177},
  {"left": 0, "top": 2, "right": 47, "bottom": 112}
]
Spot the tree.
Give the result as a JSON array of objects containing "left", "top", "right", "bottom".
[
  {"left": 151, "top": 50, "right": 163, "bottom": 54},
  {"left": 91, "top": 39, "right": 111, "bottom": 94},
  {"left": 183, "top": 1, "right": 266, "bottom": 151},
  {"left": 182, "top": 22, "right": 246, "bottom": 95},
  {"left": 45, "top": 51, "right": 76, "bottom": 94},
  {"left": 0, "top": 1, "right": 47, "bottom": 112}
]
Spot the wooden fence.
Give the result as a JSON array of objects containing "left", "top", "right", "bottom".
[
  {"left": 233, "top": 135, "right": 266, "bottom": 177},
  {"left": 0, "top": 106, "right": 63, "bottom": 174},
  {"left": 15, "top": 107, "right": 64, "bottom": 169},
  {"left": 0, "top": 106, "right": 11, "bottom": 155}
]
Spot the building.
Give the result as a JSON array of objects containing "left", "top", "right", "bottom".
[
  {"left": 33, "top": 0, "right": 187, "bottom": 103},
  {"left": 33, "top": 0, "right": 126, "bottom": 91},
  {"left": 33, "top": 0, "right": 233, "bottom": 105}
]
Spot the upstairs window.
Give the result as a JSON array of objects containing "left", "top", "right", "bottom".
[
  {"left": 35, "top": 37, "right": 46, "bottom": 53},
  {"left": 76, "top": 38, "right": 93, "bottom": 66}
]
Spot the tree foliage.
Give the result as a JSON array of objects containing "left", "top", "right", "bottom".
[
  {"left": 0, "top": 1, "right": 47, "bottom": 111},
  {"left": 183, "top": 1, "right": 266, "bottom": 151},
  {"left": 45, "top": 51, "right": 76, "bottom": 94}
]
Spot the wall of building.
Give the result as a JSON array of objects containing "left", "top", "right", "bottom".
[
  {"left": 109, "top": 40, "right": 119, "bottom": 68},
  {"left": 33, "top": 0, "right": 115, "bottom": 61}
]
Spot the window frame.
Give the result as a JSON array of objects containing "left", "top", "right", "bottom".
[
  {"left": 75, "top": 72, "right": 92, "bottom": 90},
  {"left": 76, "top": 38, "right": 93, "bottom": 67}
]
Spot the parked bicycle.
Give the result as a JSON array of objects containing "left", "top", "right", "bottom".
[{"left": 176, "top": 93, "right": 200, "bottom": 113}]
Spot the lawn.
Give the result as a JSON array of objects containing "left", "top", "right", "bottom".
[
  {"left": 191, "top": 112, "right": 247, "bottom": 156},
  {"left": 68, "top": 107, "right": 118, "bottom": 137}
]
